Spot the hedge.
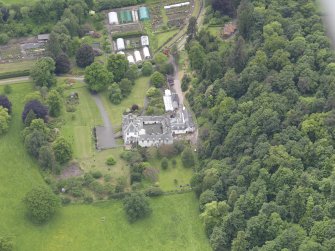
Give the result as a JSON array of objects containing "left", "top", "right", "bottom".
[
  {"left": 0, "top": 69, "right": 30, "bottom": 80},
  {"left": 112, "top": 31, "right": 147, "bottom": 39},
  {"left": 96, "top": 0, "right": 145, "bottom": 11}
]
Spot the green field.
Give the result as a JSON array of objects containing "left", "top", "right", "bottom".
[
  {"left": 0, "top": 60, "right": 35, "bottom": 74},
  {"left": 149, "top": 157, "right": 194, "bottom": 191},
  {"left": 0, "top": 82, "right": 209, "bottom": 250}
]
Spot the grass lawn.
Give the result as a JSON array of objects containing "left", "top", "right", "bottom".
[
  {"left": 0, "top": 82, "right": 210, "bottom": 251},
  {"left": 101, "top": 76, "right": 150, "bottom": 129},
  {"left": 59, "top": 83, "right": 129, "bottom": 180},
  {"left": 0, "top": 60, "right": 35, "bottom": 74},
  {"left": 61, "top": 83, "right": 102, "bottom": 159},
  {"left": 19, "top": 193, "right": 210, "bottom": 251},
  {"left": 149, "top": 157, "right": 194, "bottom": 191},
  {"left": 156, "top": 29, "right": 179, "bottom": 49},
  {"left": 207, "top": 26, "right": 223, "bottom": 38}
]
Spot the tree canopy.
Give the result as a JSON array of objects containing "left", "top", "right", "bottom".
[
  {"left": 23, "top": 186, "right": 60, "bottom": 224},
  {"left": 186, "top": 0, "right": 335, "bottom": 250},
  {"left": 84, "top": 62, "right": 113, "bottom": 92},
  {"left": 123, "top": 193, "right": 152, "bottom": 222},
  {"left": 30, "top": 57, "right": 57, "bottom": 88}
]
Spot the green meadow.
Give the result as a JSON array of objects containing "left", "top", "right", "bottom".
[{"left": 0, "top": 82, "right": 210, "bottom": 251}]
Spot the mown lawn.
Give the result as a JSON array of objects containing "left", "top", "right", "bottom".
[
  {"left": 59, "top": 83, "right": 129, "bottom": 179},
  {"left": 0, "top": 82, "right": 210, "bottom": 251},
  {"left": 18, "top": 193, "right": 210, "bottom": 251},
  {"left": 149, "top": 157, "right": 194, "bottom": 191}
]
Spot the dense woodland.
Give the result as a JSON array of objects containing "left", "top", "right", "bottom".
[{"left": 187, "top": 0, "right": 335, "bottom": 250}]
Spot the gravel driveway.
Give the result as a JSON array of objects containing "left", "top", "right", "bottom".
[{"left": 92, "top": 94, "right": 116, "bottom": 149}]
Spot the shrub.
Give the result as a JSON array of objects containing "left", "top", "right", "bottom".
[
  {"left": 131, "top": 104, "right": 139, "bottom": 111},
  {"left": 199, "top": 189, "right": 217, "bottom": 211},
  {"left": 38, "top": 146, "right": 56, "bottom": 171},
  {"left": 142, "top": 61, "right": 153, "bottom": 76},
  {"left": 30, "top": 57, "right": 56, "bottom": 88},
  {"left": 0, "top": 95, "right": 12, "bottom": 114},
  {"left": 61, "top": 197, "right": 71, "bottom": 205},
  {"left": 52, "top": 137, "right": 73, "bottom": 164},
  {"left": 144, "top": 187, "right": 164, "bottom": 197},
  {"left": 181, "top": 147, "right": 195, "bottom": 168},
  {"left": 83, "top": 173, "right": 94, "bottom": 186},
  {"left": 181, "top": 74, "right": 191, "bottom": 92},
  {"left": 23, "top": 186, "right": 60, "bottom": 223},
  {"left": 0, "top": 33, "right": 9, "bottom": 45},
  {"left": 3, "top": 85, "right": 12, "bottom": 94},
  {"left": 55, "top": 53, "right": 71, "bottom": 74},
  {"left": 104, "top": 174, "right": 112, "bottom": 182},
  {"left": 150, "top": 71, "right": 165, "bottom": 88},
  {"left": 76, "top": 44, "right": 95, "bottom": 68},
  {"left": 0, "top": 235, "right": 13, "bottom": 251},
  {"left": 161, "top": 157, "right": 169, "bottom": 170},
  {"left": 22, "top": 100, "right": 48, "bottom": 123},
  {"left": 47, "top": 90, "right": 62, "bottom": 117},
  {"left": 106, "top": 156, "right": 116, "bottom": 166},
  {"left": 0, "top": 107, "right": 10, "bottom": 135},
  {"left": 172, "top": 159, "right": 177, "bottom": 167},
  {"left": 123, "top": 193, "right": 152, "bottom": 222},
  {"left": 91, "top": 170, "right": 103, "bottom": 179},
  {"left": 84, "top": 195, "right": 93, "bottom": 204}
]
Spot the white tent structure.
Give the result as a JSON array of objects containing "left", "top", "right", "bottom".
[
  {"left": 164, "top": 2, "right": 190, "bottom": 9},
  {"left": 116, "top": 38, "right": 125, "bottom": 51},
  {"left": 134, "top": 50, "right": 142, "bottom": 62},
  {"left": 143, "top": 46, "right": 150, "bottom": 59},
  {"left": 141, "top": 36, "right": 149, "bottom": 46},
  {"left": 127, "top": 55, "right": 135, "bottom": 64},
  {"left": 163, "top": 89, "right": 174, "bottom": 111},
  {"left": 108, "top": 12, "right": 119, "bottom": 24}
]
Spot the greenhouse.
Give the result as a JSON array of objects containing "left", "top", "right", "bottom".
[
  {"left": 119, "top": 10, "right": 133, "bottom": 23},
  {"left": 138, "top": 7, "right": 150, "bottom": 21}
]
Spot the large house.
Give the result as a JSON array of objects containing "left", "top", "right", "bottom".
[
  {"left": 122, "top": 114, "right": 173, "bottom": 147},
  {"left": 170, "top": 107, "right": 195, "bottom": 135},
  {"left": 122, "top": 108, "right": 195, "bottom": 147}
]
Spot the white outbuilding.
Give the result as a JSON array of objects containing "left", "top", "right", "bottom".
[
  {"left": 116, "top": 38, "right": 125, "bottom": 51},
  {"left": 134, "top": 50, "right": 142, "bottom": 62},
  {"left": 127, "top": 55, "right": 135, "bottom": 64},
  {"left": 163, "top": 89, "right": 174, "bottom": 112},
  {"left": 164, "top": 2, "right": 190, "bottom": 9},
  {"left": 143, "top": 46, "right": 150, "bottom": 59},
  {"left": 132, "top": 10, "right": 139, "bottom": 22},
  {"left": 117, "top": 51, "right": 125, "bottom": 55},
  {"left": 108, "top": 12, "right": 119, "bottom": 25},
  {"left": 141, "top": 35, "right": 149, "bottom": 46}
]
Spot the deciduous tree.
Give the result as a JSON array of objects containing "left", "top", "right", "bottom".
[{"left": 23, "top": 186, "right": 60, "bottom": 223}]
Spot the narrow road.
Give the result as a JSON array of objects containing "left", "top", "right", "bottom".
[
  {"left": 169, "top": 55, "right": 184, "bottom": 105},
  {"left": 92, "top": 94, "right": 116, "bottom": 149}
]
